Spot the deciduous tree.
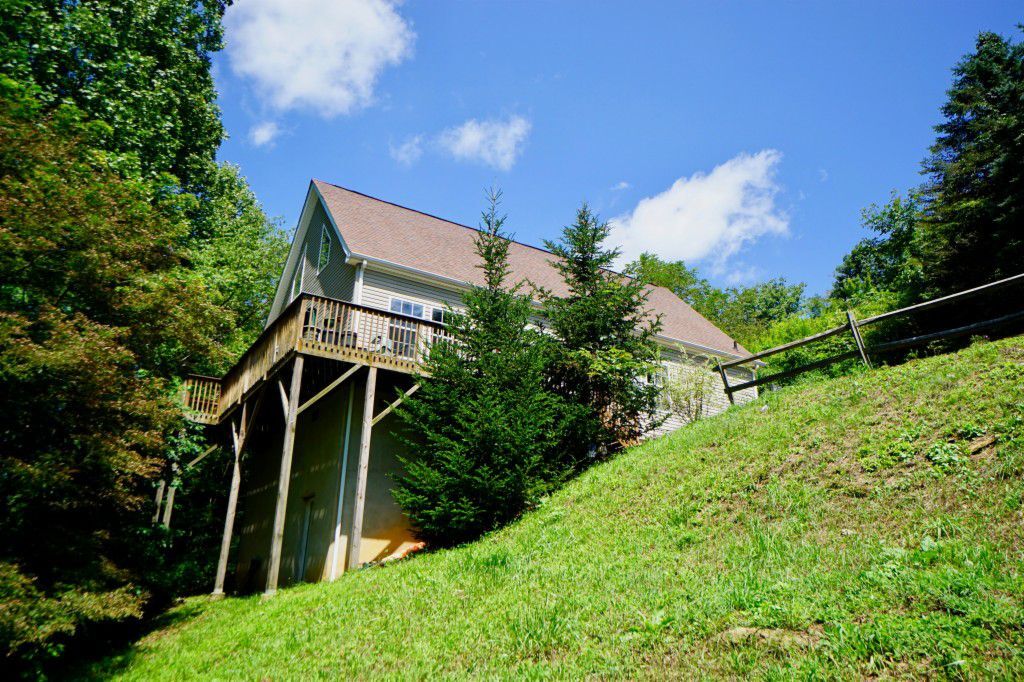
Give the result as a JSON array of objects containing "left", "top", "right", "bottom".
[{"left": 0, "top": 80, "right": 222, "bottom": 669}]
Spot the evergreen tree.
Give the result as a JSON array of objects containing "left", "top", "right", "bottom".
[
  {"left": 540, "top": 204, "right": 662, "bottom": 455},
  {"left": 393, "top": 192, "right": 566, "bottom": 547},
  {"left": 921, "top": 28, "right": 1024, "bottom": 296}
]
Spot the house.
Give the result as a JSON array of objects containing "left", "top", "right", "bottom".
[{"left": 182, "top": 180, "right": 758, "bottom": 597}]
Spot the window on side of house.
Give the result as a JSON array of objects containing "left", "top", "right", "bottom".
[
  {"left": 647, "top": 362, "right": 670, "bottom": 388},
  {"left": 388, "top": 298, "right": 424, "bottom": 358},
  {"left": 389, "top": 298, "right": 425, "bottom": 318},
  {"left": 290, "top": 249, "right": 304, "bottom": 301},
  {"left": 431, "top": 306, "right": 463, "bottom": 326},
  {"left": 317, "top": 224, "right": 332, "bottom": 273}
]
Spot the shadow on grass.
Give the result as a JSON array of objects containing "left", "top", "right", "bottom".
[{"left": 63, "top": 599, "right": 209, "bottom": 680}]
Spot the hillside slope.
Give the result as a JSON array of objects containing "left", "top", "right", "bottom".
[{"left": 92, "top": 338, "right": 1024, "bottom": 679}]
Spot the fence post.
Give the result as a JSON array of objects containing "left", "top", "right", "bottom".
[
  {"left": 716, "top": 359, "right": 735, "bottom": 405},
  {"left": 846, "top": 310, "right": 871, "bottom": 368},
  {"left": 152, "top": 479, "right": 166, "bottom": 525}
]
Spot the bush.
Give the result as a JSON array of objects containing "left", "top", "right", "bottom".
[{"left": 661, "top": 355, "right": 718, "bottom": 423}]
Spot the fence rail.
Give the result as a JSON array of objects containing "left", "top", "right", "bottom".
[
  {"left": 181, "top": 293, "right": 454, "bottom": 423},
  {"left": 717, "top": 272, "right": 1024, "bottom": 401}
]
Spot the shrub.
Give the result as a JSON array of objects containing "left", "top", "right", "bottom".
[{"left": 660, "top": 355, "right": 718, "bottom": 423}]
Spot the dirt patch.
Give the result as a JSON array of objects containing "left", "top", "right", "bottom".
[
  {"left": 968, "top": 434, "right": 998, "bottom": 460},
  {"left": 998, "top": 345, "right": 1024, "bottom": 363},
  {"left": 713, "top": 624, "right": 824, "bottom": 650}
]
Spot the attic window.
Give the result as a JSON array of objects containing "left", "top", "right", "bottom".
[{"left": 317, "top": 224, "right": 332, "bottom": 273}]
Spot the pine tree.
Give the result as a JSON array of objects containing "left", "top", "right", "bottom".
[
  {"left": 921, "top": 29, "right": 1024, "bottom": 297},
  {"left": 392, "top": 191, "right": 566, "bottom": 546},
  {"left": 539, "top": 204, "right": 662, "bottom": 458}
]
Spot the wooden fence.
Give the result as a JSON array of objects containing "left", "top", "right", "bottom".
[{"left": 717, "top": 272, "right": 1024, "bottom": 402}]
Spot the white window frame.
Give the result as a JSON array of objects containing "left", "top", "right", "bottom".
[
  {"left": 290, "top": 246, "right": 305, "bottom": 301},
  {"left": 431, "top": 306, "right": 463, "bottom": 326},
  {"left": 387, "top": 297, "right": 424, "bottom": 359},
  {"left": 317, "top": 224, "right": 332, "bottom": 274},
  {"left": 389, "top": 297, "right": 425, "bottom": 319}
]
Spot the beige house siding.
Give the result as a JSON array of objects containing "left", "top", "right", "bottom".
[{"left": 360, "top": 267, "right": 463, "bottom": 319}]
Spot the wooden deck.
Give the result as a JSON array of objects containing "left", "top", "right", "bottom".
[{"left": 181, "top": 294, "right": 451, "bottom": 424}]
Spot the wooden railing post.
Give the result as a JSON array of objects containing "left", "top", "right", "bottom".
[{"left": 298, "top": 295, "right": 310, "bottom": 346}]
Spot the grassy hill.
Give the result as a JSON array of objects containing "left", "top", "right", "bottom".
[{"left": 90, "top": 338, "right": 1024, "bottom": 679}]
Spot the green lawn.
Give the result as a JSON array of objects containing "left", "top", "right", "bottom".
[{"left": 89, "top": 338, "right": 1024, "bottom": 679}]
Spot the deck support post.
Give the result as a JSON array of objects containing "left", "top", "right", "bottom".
[
  {"left": 264, "top": 355, "right": 305, "bottom": 597},
  {"left": 160, "top": 481, "right": 176, "bottom": 529},
  {"left": 329, "top": 381, "right": 356, "bottom": 581},
  {"left": 212, "top": 403, "right": 248, "bottom": 597},
  {"left": 347, "top": 366, "right": 377, "bottom": 570}
]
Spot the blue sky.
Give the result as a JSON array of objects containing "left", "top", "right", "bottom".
[{"left": 213, "top": 1, "right": 1021, "bottom": 295}]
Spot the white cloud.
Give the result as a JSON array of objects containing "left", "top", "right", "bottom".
[
  {"left": 389, "top": 135, "right": 423, "bottom": 167},
  {"left": 224, "top": 0, "right": 414, "bottom": 117},
  {"left": 818, "top": 168, "right": 829, "bottom": 182},
  {"left": 609, "top": 150, "right": 788, "bottom": 271},
  {"left": 724, "top": 264, "right": 760, "bottom": 286},
  {"left": 249, "top": 121, "right": 281, "bottom": 147},
  {"left": 437, "top": 116, "right": 531, "bottom": 171},
  {"left": 611, "top": 181, "right": 631, "bottom": 191}
]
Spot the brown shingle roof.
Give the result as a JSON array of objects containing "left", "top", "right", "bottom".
[{"left": 313, "top": 179, "right": 748, "bottom": 357}]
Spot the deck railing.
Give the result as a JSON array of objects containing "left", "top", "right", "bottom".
[
  {"left": 182, "top": 375, "right": 222, "bottom": 424},
  {"left": 182, "top": 294, "right": 454, "bottom": 423}
]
